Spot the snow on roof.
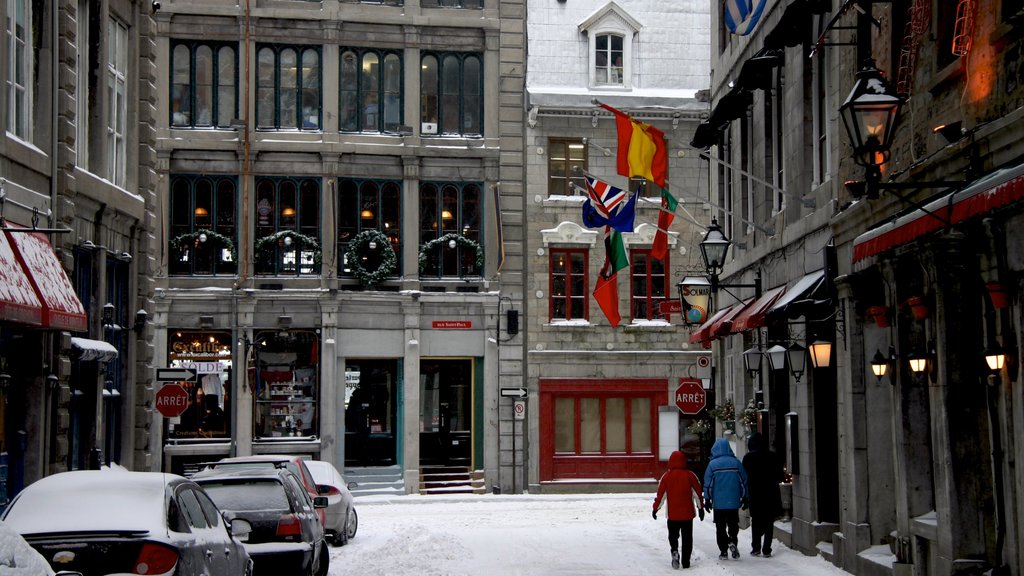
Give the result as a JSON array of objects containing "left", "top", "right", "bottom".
[
  {"left": 0, "top": 520, "right": 55, "bottom": 576},
  {"left": 71, "top": 337, "right": 119, "bottom": 362}
]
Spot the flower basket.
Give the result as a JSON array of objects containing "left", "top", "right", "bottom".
[
  {"left": 709, "top": 399, "right": 736, "bottom": 423},
  {"left": 986, "top": 282, "right": 1010, "bottom": 309},
  {"left": 866, "top": 305, "right": 890, "bottom": 328},
  {"left": 904, "top": 296, "right": 929, "bottom": 320}
]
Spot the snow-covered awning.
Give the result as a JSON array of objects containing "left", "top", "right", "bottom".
[
  {"left": 4, "top": 227, "right": 88, "bottom": 332},
  {"left": 71, "top": 337, "right": 119, "bottom": 363},
  {"left": 0, "top": 229, "right": 44, "bottom": 326}
]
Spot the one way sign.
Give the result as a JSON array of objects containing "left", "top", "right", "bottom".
[
  {"left": 156, "top": 368, "right": 198, "bottom": 383},
  {"left": 500, "top": 387, "right": 528, "bottom": 398}
]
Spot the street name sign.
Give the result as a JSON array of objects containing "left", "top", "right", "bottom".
[{"left": 156, "top": 367, "right": 198, "bottom": 383}]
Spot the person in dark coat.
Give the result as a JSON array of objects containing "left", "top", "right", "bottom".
[
  {"left": 703, "top": 437, "right": 748, "bottom": 560},
  {"left": 652, "top": 450, "right": 705, "bottom": 569},
  {"left": 742, "top": 432, "right": 783, "bottom": 557}
]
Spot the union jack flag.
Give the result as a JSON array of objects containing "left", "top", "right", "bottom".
[{"left": 582, "top": 177, "right": 637, "bottom": 233}]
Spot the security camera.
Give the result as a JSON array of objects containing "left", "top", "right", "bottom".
[{"left": 151, "top": 1, "right": 161, "bottom": 11}]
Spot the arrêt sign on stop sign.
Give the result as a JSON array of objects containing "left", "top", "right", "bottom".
[
  {"left": 155, "top": 384, "right": 190, "bottom": 418},
  {"left": 674, "top": 378, "right": 706, "bottom": 415}
]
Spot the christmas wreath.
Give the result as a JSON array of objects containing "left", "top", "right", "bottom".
[
  {"left": 255, "top": 230, "right": 322, "bottom": 269},
  {"left": 170, "top": 229, "right": 237, "bottom": 263},
  {"left": 345, "top": 229, "right": 397, "bottom": 288},
  {"left": 418, "top": 233, "right": 484, "bottom": 275}
]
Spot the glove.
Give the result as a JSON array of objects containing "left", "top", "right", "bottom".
[
  {"left": 652, "top": 510, "right": 658, "bottom": 520},
  {"left": 704, "top": 501, "right": 712, "bottom": 512},
  {"left": 698, "top": 508, "right": 705, "bottom": 521},
  {"left": 741, "top": 498, "right": 748, "bottom": 511}
]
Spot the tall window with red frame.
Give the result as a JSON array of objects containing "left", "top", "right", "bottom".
[
  {"left": 549, "top": 248, "right": 587, "bottom": 321},
  {"left": 630, "top": 248, "right": 669, "bottom": 321}
]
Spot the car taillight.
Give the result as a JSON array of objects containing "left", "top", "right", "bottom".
[
  {"left": 322, "top": 486, "right": 342, "bottom": 496},
  {"left": 133, "top": 542, "right": 178, "bottom": 575},
  {"left": 277, "top": 513, "right": 303, "bottom": 538}
]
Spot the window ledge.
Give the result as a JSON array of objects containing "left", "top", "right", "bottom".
[
  {"left": 623, "top": 321, "right": 674, "bottom": 332},
  {"left": 545, "top": 320, "right": 593, "bottom": 328}
]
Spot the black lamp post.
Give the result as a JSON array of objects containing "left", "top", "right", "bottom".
[{"left": 839, "top": 61, "right": 902, "bottom": 173}]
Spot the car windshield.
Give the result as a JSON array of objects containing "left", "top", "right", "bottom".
[{"left": 200, "top": 480, "right": 290, "bottom": 511}]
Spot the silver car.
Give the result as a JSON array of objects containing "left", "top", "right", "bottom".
[
  {"left": 1, "top": 470, "right": 253, "bottom": 575},
  {"left": 303, "top": 460, "right": 358, "bottom": 546}
]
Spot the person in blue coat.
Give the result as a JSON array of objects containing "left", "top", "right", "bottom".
[{"left": 703, "top": 437, "right": 749, "bottom": 560}]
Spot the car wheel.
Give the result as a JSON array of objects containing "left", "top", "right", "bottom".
[
  {"left": 346, "top": 507, "right": 358, "bottom": 541},
  {"left": 334, "top": 518, "right": 348, "bottom": 547},
  {"left": 316, "top": 541, "right": 330, "bottom": 576}
]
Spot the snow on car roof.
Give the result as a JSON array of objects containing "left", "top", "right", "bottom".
[
  {"left": 0, "top": 521, "right": 55, "bottom": 575},
  {"left": 1, "top": 470, "right": 173, "bottom": 536}
]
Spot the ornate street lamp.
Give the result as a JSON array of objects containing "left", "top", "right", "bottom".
[
  {"left": 699, "top": 219, "right": 730, "bottom": 280},
  {"left": 839, "top": 60, "right": 902, "bottom": 173},
  {"left": 808, "top": 340, "right": 833, "bottom": 369}
]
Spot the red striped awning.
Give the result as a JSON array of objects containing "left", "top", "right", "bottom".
[
  {"left": 5, "top": 227, "right": 88, "bottom": 332},
  {"left": 689, "top": 299, "right": 753, "bottom": 344},
  {"left": 728, "top": 285, "right": 787, "bottom": 333},
  {"left": 0, "top": 229, "right": 44, "bottom": 326},
  {"left": 688, "top": 305, "right": 735, "bottom": 344},
  {"left": 853, "top": 163, "right": 1024, "bottom": 264}
]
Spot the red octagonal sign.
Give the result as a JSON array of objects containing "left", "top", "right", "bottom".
[
  {"left": 675, "top": 378, "right": 706, "bottom": 415},
  {"left": 155, "top": 384, "right": 190, "bottom": 418}
]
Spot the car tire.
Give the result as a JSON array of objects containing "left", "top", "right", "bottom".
[
  {"left": 316, "top": 541, "right": 330, "bottom": 576},
  {"left": 346, "top": 508, "right": 358, "bottom": 541}
]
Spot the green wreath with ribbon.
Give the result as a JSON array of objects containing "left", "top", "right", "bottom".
[
  {"left": 169, "top": 229, "right": 238, "bottom": 264},
  {"left": 254, "top": 230, "right": 322, "bottom": 269},
  {"left": 418, "top": 233, "right": 484, "bottom": 276},
  {"left": 345, "top": 229, "right": 397, "bottom": 288}
]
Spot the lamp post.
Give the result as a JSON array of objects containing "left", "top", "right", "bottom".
[{"left": 839, "top": 60, "right": 902, "bottom": 198}]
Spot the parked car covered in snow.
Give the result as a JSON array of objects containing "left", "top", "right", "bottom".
[
  {"left": 192, "top": 466, "right": 329, "bottom": 576},
  {"left": 201, "top": 455, "right": 326, "bottom": 526},
  {"left": 0, "top": 470, "right": 253, "bottom": 575},
  {"left": 303, "top": 459, "right": 358, "bottom": 546}
]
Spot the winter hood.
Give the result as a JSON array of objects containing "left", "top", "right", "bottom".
[
  {"left": 710, "top": 438, "right": 735, "bottom": 459},
  {"left": 668, "top": 450, "right": 688, "bottom": 469},
  {"left": 747, "top": 431, "right": 765, "bottom": 452}
]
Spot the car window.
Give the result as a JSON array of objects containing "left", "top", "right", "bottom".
[
  {"left": 201, "top": 480, "right": 290, "bottom": 511},
  {"left": 178, "top": 488, "right": 209, "bottom": 529},
  {"left": 284, "top": 474, "right": 312, "bottom": 512},
  {"left": 297, "top": 461, "right": 316, "bottom": 489},
  {"left": 167, "top": 494, "right": 191, "bottom": 533},
  {"left": 194, "top": 489, "right": 222, "bottom": 528}
]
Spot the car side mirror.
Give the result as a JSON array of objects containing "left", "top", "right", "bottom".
[
  {"left": 228, "top": 517, "right": 253, "bottom": 540},
  {"left": 348, "top": 481, "right": 358, "bottom": 490},
  {"left": 313, "top": 496, "right": 329, "bottom": 509}
]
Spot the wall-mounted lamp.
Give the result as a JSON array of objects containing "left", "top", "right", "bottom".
[
  {"left": 743, "top": 345, "right": 762, "bottom": 378},
  {"left": 984, "top": 345, "right": 1006, "bottom": 374},
  {"left": 133, "top": 309, "right": 148, "bottom": 335},
  {"left": 907, "top": 350, "right": 930, "bottom": 374},
  {"left": 407, "top": 338, "right": 419, "bottom": 347},
  {"left": 102, "top": 302, "right": 115, "bottom": 326},
  {"left": 80, "top": 239, "right": 97, "bottom": 251},
  {"left": 932, "top": 121, "right": 963, "bottom": 144},
  {"left": 808, "top": 340, "right": 833, "bottom": 369},
  {"left": 46, "top": 374, "right": 59, "bottom": 391},
  {"left": 787, "top": 343, "right": 807, "bottom": 383},
  {"left": 870, "top": 349, "right": 890, "bottom": 381},
  {"left": 766, "top": 344, "right": 788, "bottom": 372}
]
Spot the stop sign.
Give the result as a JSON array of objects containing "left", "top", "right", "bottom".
[
  {"left": 675, "top": 379, "right": 706, "bottom": 415},
  {"left": 155, "top": 384, "right": 190, "bottom": 418}
]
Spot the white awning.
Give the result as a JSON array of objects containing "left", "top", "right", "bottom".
[{"left": 71, "top": 337, "right": 119, "bottom": 363}]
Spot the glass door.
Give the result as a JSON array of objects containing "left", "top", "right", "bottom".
[{"left": 419, "top": 359, "right": 471, "bottom": 466}]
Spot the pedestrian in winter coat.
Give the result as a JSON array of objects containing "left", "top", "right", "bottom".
[
  {"left": 652, "top": 450, "right": 704, "bottom": 569},
  {"left": 742, "top": 432, "right": 783, "bottom": 557},
  {"left": 703, "top": 437, "right": 748, "bottom": 560}
]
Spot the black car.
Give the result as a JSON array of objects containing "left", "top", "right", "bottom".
[
  {"left": 0, "top": 470, "right": 253, "bottom": 576},
  {"left": 192, "top": 466, "right": 329, "bottom": 576}
]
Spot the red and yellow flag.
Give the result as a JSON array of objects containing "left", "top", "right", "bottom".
[{"left": 600, "top": 103, "right": 668, "bottom": 188}]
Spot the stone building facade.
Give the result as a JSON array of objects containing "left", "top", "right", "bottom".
[
  {"left": 0, "top": 0, "right": 159, "bottom": 505},
  {"left": 150, "top": 0, "right": 524, "bottom": 494},
  {"left": 695, "top": 0, "right": 1024, "bottom": 573}
]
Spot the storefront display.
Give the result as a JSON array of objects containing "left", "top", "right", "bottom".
[
  {"left": 166, "top": 331, "right": 232, "bottom": 440},
  {"left": 252, "top": 330, "right": 320, "bottom": 439}
]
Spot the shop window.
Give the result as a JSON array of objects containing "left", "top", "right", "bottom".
[
  {"left": 548, "top": 138, "right": 588, "bottom": 196},
  {"left": 256, "top": 44, "right": 321, "bottom": 130},
  {"left": 254, "top": 176, "right": 321, "bottom": 276},
  {"left": 630, "top": 249, "right": 668, "bottom": 322},
  {"left": 166, "top": 330, "right": 233, "bottom": 441},
  {"left": 549, "top": 248, "right": 588, "bottom": 321},
  {"left": 168, "top": 175, "right": 238, "bottom": 276},
  {"left": 339, "top": 48, "right": 403, "bottom": 132},
  {"left": 344, "top": 360, "right": 399, "bottom": 467},
  {"left": 418, "top": 182, "right": 483, "bottom": 278},
  {"left": 253, "top": 330, "right": 320, "bottom": 439},
  {"left": 171, "top": 40, "right": 238, "bottom": 128},
  {"left": 554, "top": 395, "right": 652, "bottom": 455},
  {"left": 338, "top": 178, "right": 402, "bottom": 279}
]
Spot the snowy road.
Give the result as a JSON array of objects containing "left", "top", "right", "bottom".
[{"left": 327, "top": 492, "right": 852, "bottom": 575}]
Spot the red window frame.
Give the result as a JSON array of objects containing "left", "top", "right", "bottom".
[
  {"left": 629, "top": 248, "right": 670, "bottom": 321},
  {"left": 549, "top": 248, "right": 588, "bottom": 321}
]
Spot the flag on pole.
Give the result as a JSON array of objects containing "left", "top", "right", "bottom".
[
  {"left": 581, "top": 176, "right": 638, "bottom": 233},
  {"left": 599, "top": 103, "right": 668, "bottom": 188},
  {"left": 592, "top": 227, "right": 629, "bottom": 327},
  {"left": 651, "top": 188, "right": 678, "bottom": 261},
  {"left": 724, "top": 0, "right": 768, "bottom": 36}
]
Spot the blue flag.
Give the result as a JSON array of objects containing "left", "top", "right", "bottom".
[{"left": 582, "top": 177, "right": 637, "bottom": 233}]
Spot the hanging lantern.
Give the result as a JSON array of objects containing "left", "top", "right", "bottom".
[{"left": 951, "top": 0, "right": 976, "bottom": 57}]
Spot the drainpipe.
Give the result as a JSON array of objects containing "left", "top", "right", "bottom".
[{"left": 49, "top": 0, "right": 59, "bottom": 228}]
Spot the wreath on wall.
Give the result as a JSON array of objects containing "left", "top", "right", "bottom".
[
  {"left": 345, "top": 229, "right": 397, "bottom": 288},
  {"left": 169, "top": 229, "right": 238, "bottom": 264},
  {"left": 417, "top": 233, "right": 484, "bottom": 275},
  {"left": 254, "top": 230, "right": 322, "bottom": 269}
]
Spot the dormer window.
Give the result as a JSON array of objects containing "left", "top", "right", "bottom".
[{"left": 579, "top": 2, "right": 641, "bottom": 90}]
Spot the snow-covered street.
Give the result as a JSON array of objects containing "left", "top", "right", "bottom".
[{"left": 327, "top": 492, "right": 853, "bottom": 575}]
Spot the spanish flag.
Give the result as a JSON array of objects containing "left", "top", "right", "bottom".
[{"left": 599, "top": 103, "right": 668, "bottom": 189}]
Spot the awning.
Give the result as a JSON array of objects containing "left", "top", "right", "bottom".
[
  {"left": 689, "top": 299, "right": 753, "bottom": 344},
  {"left": 688, "top": 305, "right": 735, "bottom": 344},
  {"left": 729, "top": 285, "right": 787, "bottom": 333},
  {"left": 71, "top": 337, "right": 119, "bottom": 362},
  {"left": 852, "top": 163, "right": 1024, "bottom": 266},
  {"left": 767, "top": 270, "right": 826, "bottom": 320},
  {"left": 0, "top": 229, "right": 44, "bottom": 326},
  {"left": 5, "top": 227, "right": 88, "bottom": 332}
]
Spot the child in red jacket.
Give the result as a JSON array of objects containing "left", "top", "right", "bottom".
[{"left": 653, "top": 450, "right": 705, "bottom": 569}]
